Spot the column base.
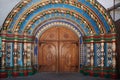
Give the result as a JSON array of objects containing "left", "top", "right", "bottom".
[
  {"left": 0, "top": 72, "right": 8, "bottom": 78},
  {"left": 12, "top": 71, "right": 19, "bottom": 77},
  {"left": 23, "top": 70, "right": 28, "bottom": 76},
  {"left": 89, "top": 70, "right": 94, "bottom": 76},
  {"left": 19, "top": 72, "right": 24, "bottom": 76},
  {"left": 99, "top": 72, "right": 105, "bottom": 78},
  {"left": 111, "top": 73, "right": 117, "bottom": 79}
]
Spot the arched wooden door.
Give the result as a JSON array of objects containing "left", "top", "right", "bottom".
[{"left": 38, "top": 27, "right": 79, "bottom": 72}]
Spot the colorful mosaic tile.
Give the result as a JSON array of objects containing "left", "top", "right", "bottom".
[
  {"left": 107, "top": 43, "right": 113, "bottom": 66},
  {"left": 80, "top": 44, "right": 85, "bottom": 66},
  {"left": 96, "top": 43, "right": 102, "bottom": 66},
  {"left": 84, "top": 44, "right": 91, "bottom": 66},
  {"left": 6, "top": 43, "right": 13, "bottom": 67}
]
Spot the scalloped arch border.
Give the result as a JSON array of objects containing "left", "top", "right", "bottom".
[{"left": 34, "top": 18, "right": 84, "bottom": 38}]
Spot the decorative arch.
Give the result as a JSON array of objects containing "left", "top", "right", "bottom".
[
  {"left": 34, "top": 19, "right": 82, "bottom": 38},
  {"left": 2, "top": 0, "right": 115, "bottom": 34},
  {"left": 0, "top": 0, "right": 118, "bottom": 79}
]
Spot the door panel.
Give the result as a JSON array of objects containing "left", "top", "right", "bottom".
[
  {"left": 38, "top": 27, "right": 79, "bottom": 72},
  {"left": 59, "top": 42, "right": 79, "bottom": 72},
  {"left": 40, "top": 27, "right": 58, "bottom": 41},
  {"left": 59, "top": 27, "right": 78, "bottom": 41},
  {"left": 38, "top": 42, "right": 58, "bottom": 72}
]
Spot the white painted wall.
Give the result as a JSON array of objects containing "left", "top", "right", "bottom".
[
  {"left": 0, "top": 0, "right": 21, "bottom": 27},
  {"left": 97, "top": 0, "right": 114, "bottom": 9},
  {"left": 98, "top": 0, "right": 120, "bottom": 21},
  {"left": 0, "top": 0, "right": 119, "bottom": 27}
]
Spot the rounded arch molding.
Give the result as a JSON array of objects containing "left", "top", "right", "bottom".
[
  {"left": 33, "top": 18, "right": 85, "bottom": 38},
  {"left": 1, "top": 0, "right": 116, "bottom": 35}
]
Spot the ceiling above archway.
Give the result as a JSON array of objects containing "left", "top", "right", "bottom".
[{"left": 2, "top": 0, "right": 115, "bottom": 36}]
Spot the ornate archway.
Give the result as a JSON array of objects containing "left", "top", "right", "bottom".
[{"left": 0, "top": 0, "right": 118, "bottom": 79}]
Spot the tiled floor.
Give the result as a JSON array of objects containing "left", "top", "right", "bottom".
[{"left": 1, "top": 72, "right": 119, "bottom": 80}]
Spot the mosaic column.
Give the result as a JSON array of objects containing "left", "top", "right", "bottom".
[
  {"left": 1, "top": 52, "right": 6, "bottom": 72},
  {"left": 27, "top": 43, "right": 33, "bottom": 75},
  {"left": 1, "top": 30, "right": 6, "bottom": 71},
  {"left": 27, "top": 43, "right": 32, "bottom": 68},
  {"left": 17, "top": 43, "right": 23, "bottom": 67},
  {"left": 90, "top": 35, "right": 94, "bottom": 70},
  {"left": 112, "top": 38, "right": 116, "bottom": 72},
  {"left": 34, "top": 38, "right": 38, "bottom": 70},
  {"left": 31, "top": 44, "right": 35, "bottom": 66},
  {"left": 86, "top": 44, "right": 91, "bottom": 66},
  {"left": 99, "top": 34, "right": 104, "bottom": 72},
  {"left": 6, "top": 43, "right": 12, "bottom": 67},
  {"left": 13, "top": 32, "right": 18, "bottom": 70},
  {"left": 1, "top": 42, "right": 6, "bottom": 71},
  {"left": 99, "top": 34, "right": 105, "bottom": 77},
  {"left": 23, "top": 32, "right": 27, "bottom": 68},
  {"left": 101, "top": 41, "right": 104, "bottom": 71}
]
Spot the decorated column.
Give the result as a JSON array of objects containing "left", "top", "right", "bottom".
[
  {"left": 111, "top": 39, "right": 117, "bottom": 78},
  {"left": 27, "top": 43, "right": 32, "bottom": 68},
  {"left": 1, "top": 30, "right": 6, "bottom": 71},
  {"left": 23, "top": 32, "right": 27, "bottom": 69},
  {"left": 112, "top": 38, "right": 116, "bottom": 72},
  {"left": 0, "top": 29, "right": 35, "bottom": 77},
  {"left": 27, "top": 42, "right": 33, "bottom": 75},
  {"left": 13, "top": 31, "right": 18, "bottom": 70},
  {"left": 34, "top": 38, "right": 38, "bottom": 70},
  {"left": 99, "top": 34, "right": 105, "bottom": 78},
  {"left": 86, "top": 44, "right": 91, "bottom": 66},
  {"left": 101, "top": 40, "right": 104, "bottom": 71},
  {"left": 90, "top": 35, "right": 94, "bottom": 70},
  {"left": 1, "top": 42, "right": 6, "bottom": 71}
]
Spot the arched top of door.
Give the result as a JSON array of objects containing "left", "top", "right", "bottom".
[{"left": 39, "top": 27, "right": 79, "bottom": 41}]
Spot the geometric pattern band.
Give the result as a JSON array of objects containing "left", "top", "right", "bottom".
[
  {"left": 107, "top": 43, "right": 113, "bottom": 67},
  {"left": 84, "top": 44, "right": 91, "bottom": 66},
  {"left": 95, "top": 43, "right": 102, "bottom": 67},
  {"left": 6, "top": 43, "right": 13, "bottom": 67}
]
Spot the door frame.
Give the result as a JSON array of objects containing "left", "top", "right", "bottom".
[{"left": 38, "top": 27, "right": 80, "bottom": 72}]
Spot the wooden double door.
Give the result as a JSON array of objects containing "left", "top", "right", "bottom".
[{"left": 38, "top": 27, "right": 79, "bottom": 72}]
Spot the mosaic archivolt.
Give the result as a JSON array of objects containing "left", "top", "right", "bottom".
[
  {"left": 22, "top": 8, "right": 97, "bottom": 34},
  {"left": 2, "top": 0, "right": 115, "bottom": 34},
  {"left": 3, "top": 0, "right": 31, "bottom": 28},
  {"left": 35, "top": 21, "right": 81, "bottom": 38},
  {"left": 14, "top": 7, "right": 98, "bottom": 34},
  {"left": 24, "top": 12, "right": 95, "bottom": 35},
  {"left": 32, "top": 18, "right": 85, "bottom": 36}
]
